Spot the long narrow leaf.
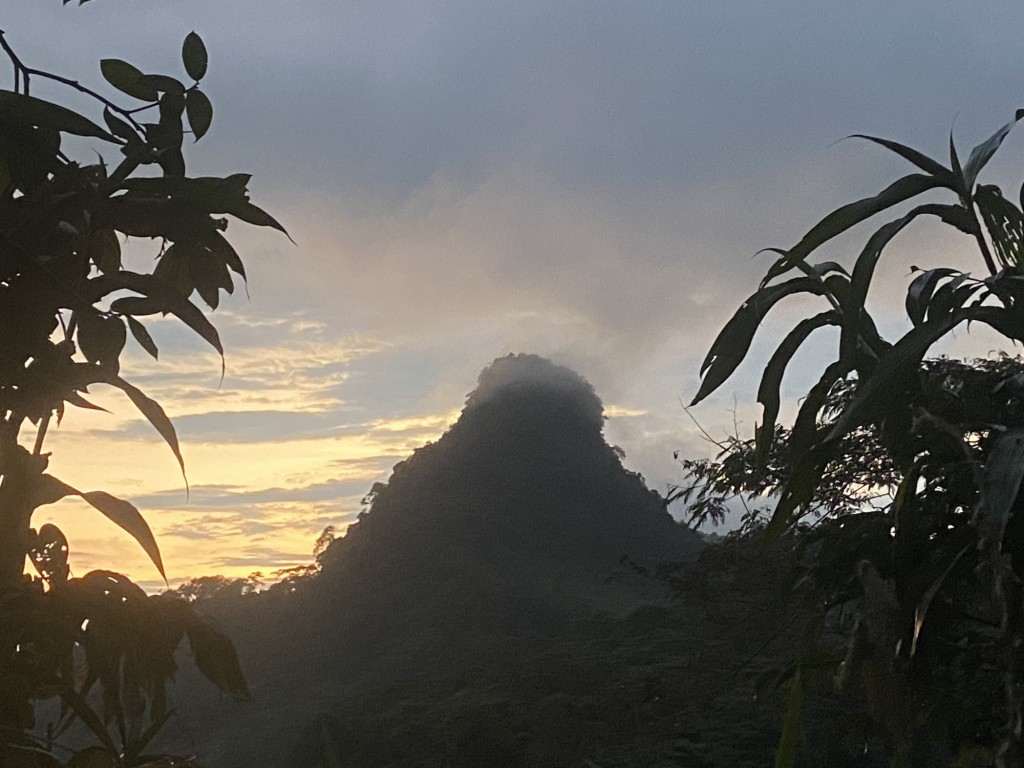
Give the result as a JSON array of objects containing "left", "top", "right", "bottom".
[
  {"left": 906, "top": 268, "right": 960, "bottom": 326},
  {"left": 962, "top": 109, "right": 1024, "bottom": 192},
  {"left": 826, "top": 313, "right": 962, "bottom": 445},
  {"left": 774, "top": 667, "right": 804, "bottom": 768},
  {"left": 692, "top": 278, "right": 827, "bottom": 405},
  {"left": 103, "top": 374, "right": 187, "bottom": 487},
  {"left": 761, "top": 174, "right": 946, "bottom": 285},
  {"left": 756, "top": 311, "right": 840, "bottom": 464},
  {"left": 29, "top": 474, "right": 166, "bottom": 581},
  {"left": 841, "top": 204, "right": 969, "bottom": 363},
  {"left": 850, "top": 134, "right": 953, "bottom": 180}
]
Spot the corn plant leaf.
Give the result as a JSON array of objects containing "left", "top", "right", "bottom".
[
  {"left": 761, "top": 174, "right": 947, "bottom": 286},
  {"left": 692, "top": 277, "right": 827, "bottom": 406},
  {"left": 841, "top": 203, "right": 971, "bottom": 363},
  {"left": 850, "top": 134, "right": 953, "bottom": 180},
  {"left": 975, "top": 427, "right": 1024, "bottom": 548},
  {"left": 962, "top": 109, "right": 1024, "bottom": 192},
  {"left": 756, "top": 311, "right": 840, "bottom": 465},
  {"left": 906, "top": 268, "right": 960, "bottom": 326},
  {"left": 826, "top": 313, "right": 963, "bottom": 445}
]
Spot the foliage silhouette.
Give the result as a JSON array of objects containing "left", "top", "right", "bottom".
[
  {"left": 0, "top": 20, "right": 284, "bottom": 767},
  {"left": 692, "top": 109, "right": 1024, "bottom": 766}
]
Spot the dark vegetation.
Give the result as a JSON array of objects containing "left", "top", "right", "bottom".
[
  {"left": 7, "top": 7, "right": 1024, "bottom": 768},
  {"left": 0, "top": 19, "right": 284, "bottom": 768}
]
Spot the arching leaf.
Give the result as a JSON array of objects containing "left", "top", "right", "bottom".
[
  {"left": 906, "top": 268, "right": 960, "bottom": 326},
  {"left": 29, "top": 475, "right": 165, "bottom": 581},
  {"left": 756, "top": 311, "right": 840, "bottom": 464},
  {"left": 100, "top": 373, "right": 186, "bottom": 486},
  {"left": 692, "top": 277, "right": 827, "bottom": 406},
  {"left": 850, "top": 134, "right": 953, "bottom": 180},
  {"left": 125, "top": 316, "right": 158, "bottom": 360},
  {"left": 761, "top": 174, "right": 947, "bottom": 285},
  {"left": 962, "top": 109, "right": 1024, "bottom": 192}
]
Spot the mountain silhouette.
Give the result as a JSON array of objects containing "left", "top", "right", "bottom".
[
  {"left": 316, "top": 353, "right": 701, "bottom": 611},
  {"left": 165, "top": 354, "right": 703, "bottom": 767}
]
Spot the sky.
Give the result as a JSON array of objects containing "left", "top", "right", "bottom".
[{"left": 5, "top": 1, "right": 1024, "bottom": 588}]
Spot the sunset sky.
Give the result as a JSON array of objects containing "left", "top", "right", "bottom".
[{"left": 6, "top": 2, "right": 1024, "bottom": 588}]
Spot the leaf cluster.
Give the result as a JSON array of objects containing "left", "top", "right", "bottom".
[
  {"left": 691, "top": 109, "right": 1024, "bottom": 766},
  {"left": 0, "top": 27, "right": 285, "bottom": 766}
]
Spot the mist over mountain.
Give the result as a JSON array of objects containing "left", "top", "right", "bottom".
[{"left": 166, "top": 355, "right": 707, "bottom": 767}]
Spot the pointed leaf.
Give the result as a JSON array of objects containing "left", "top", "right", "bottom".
[
  {"left": 136, "top": 74, "right": 185, "bottom": 96},
  {"left": 826, "top": 313, "right": 963, "bottom": 445},
  {"left": 185, "top": 89, "right": 213, "bottom": 141},
  {"left": 692, "top": 277, "right": 827, "bottom": 405},
  {"left": 841, "top": 203, "right": 969, "bottom": 362},
  {"left": 100, "top": 59, "right": 158, "bottom": 102},
  {"left": 762, "top": 174, "right": 946, "bottom": 285},
  {"left": 125, "top": 316, "right": 158, "bottom": 360},
  {"left": 30, "top": 475, "right": 165, "bottom": 581},
  {"left": 103, "top": 373, "right": 186, "bottom": 486},
  {"left": 850, "top": 134, "right": 953, "bottom": 180},
  {"left": 906, "top": 268, "right": 960, "bottom": 326},
  {"left": 182, "top": 31, "right": 209, "bottom": 81},
  {"left": 756, "top": 311, "right": 840, "bottom": 464},
  {"left": 962, "top": 110, "right": 1024, "bottom": 192}
]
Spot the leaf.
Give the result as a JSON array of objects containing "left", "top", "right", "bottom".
[
  {"left": 29, "top": 523, "right": 70, "bottom": 584},
  {"left": 850, "top": 134, "right": 953, "bottom": 180},
  {"left": 0, "top": 91, "right": 115, "bottom": 141},
  {"left": 841, "top": 204, "right": 969, "bottom": 363},
  {"left": 76, "top": 311, "right": 126, "bottom": 368},
  {"left": 101, "top": 107, "right": 137, "bottom": 143},
  {"left": 691, "top": 277, "right": 828, "bottom": 406},
  {"left": 185, "top": 89, "right": 213, "bottom": 141},
  {"left": 30, "top": 475, "right": 166, "bottom": 581},
  {"left": 774, "top": 667, "right": 803, "bottom": 768},
  {"left": 962, "top": 110, "right": 1024, "bottom": 192},
  {"left": 103, "top": 374, "right": 186, "bottom": 489},
  {"left": 184, "top": 618, "right": 249, "bottom": 699},
  {"left": 975, "top": 427, "right": 1024, "bottom": 548},
  {"left": 911, "top": 545, "right": 970, "bottom": 659},
  {"left": 182, "top": 31, "right": 209, "bottom": 81},
  {"left": 125, "top": 317, "right": 158, "bottom": 360},
  {"left": 906, "top": 268, "right": 960, "bottom": 326},
  {"left": 756, "top": 311, "right": 840, "bottom": 465},
  {"left": 761, "top": 174, "right": 947, "bottom": 285},
  {"left": 825, "top": 313, "right": 963, "bottom": 445},
  {"left": 89, "top": 229, "right": 122, "bottom": 275},
  {"left": 100, "top": 59, "right": 158, "bottom": 102}
]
